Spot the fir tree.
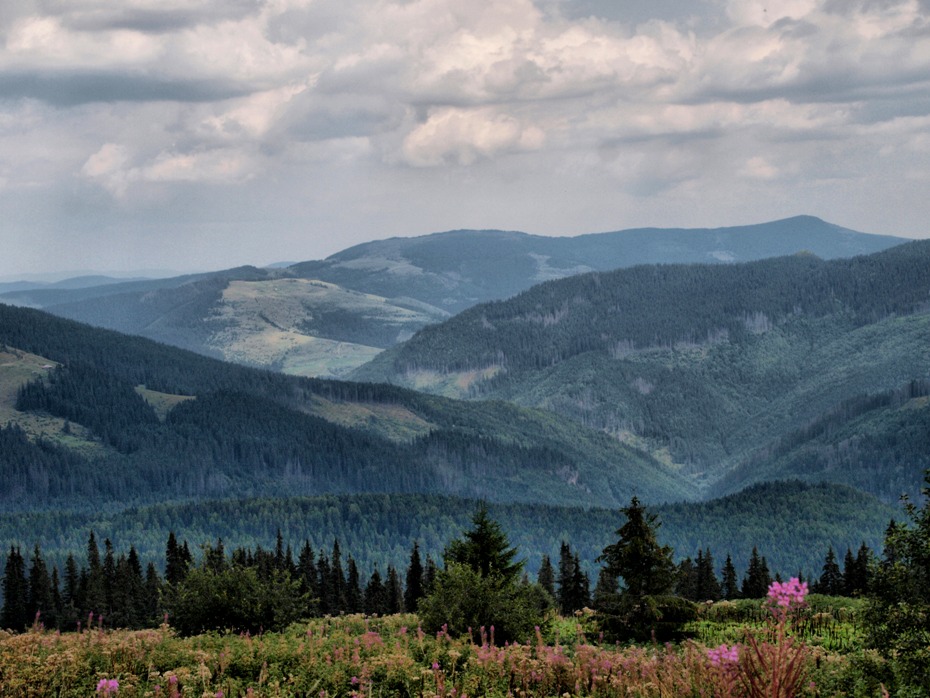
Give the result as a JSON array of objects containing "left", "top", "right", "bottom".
[
  {"left": 27, "top": 544, "right": 53, "bottom": 625},
  {"left": 721, "top": 554, "right": 739, "bottom": 600},
  {"left": 695, "top": 549, "right": 721, "bottom": 602},
  {"left": 741, "top": 547, "right": 772, "bottom": 598},
  {"left": 816, "top": 546, "right": 843, "bottom": 596},
  {"left": 404, "top": 542, "right": 424, "bottom": 612},
  {"left": 537, "top": 554, "right": 556, "bottom": 599},
  {"left": 364, "top": 568, "right": 386, "bottom": 616},
  {"left": 444, "top": 505, "right": 522, "bottom": 584},
  {"left": 346, "top": 557, "right": 363, "bottom": 614},
  {"left": 1, "top": 546, "right": 28, "bottom": 631}
]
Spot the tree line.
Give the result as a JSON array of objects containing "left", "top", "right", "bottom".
[{"left": 0, "top": 503, "right": 876, "bottom": 635}]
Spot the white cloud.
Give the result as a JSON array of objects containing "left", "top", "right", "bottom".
[
  {"left": 1, "top": 0, "right": 929, "bottom": 277},
  {"left": 402, "top": 107, "right": 545, "bottom": 166}
]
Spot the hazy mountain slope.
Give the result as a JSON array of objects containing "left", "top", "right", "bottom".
[
  {"left": 292, "top": 216, "right": 905, "bottom": 313},
  {"left": 351, "top": 241, "right": 930, "bottom": 498},
  {"left": 3, "top": 216, "right": 904, "bottom": 378},
  {"left": 0, "top": 303, "right": 692, "bottom": 511},
  {"left": 37, "top": 273, "right": 448, "bottom": 378}
]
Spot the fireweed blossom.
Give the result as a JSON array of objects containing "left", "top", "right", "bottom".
[
  {"left": 707, "top": 644, "right": 739, "bottom": 667},
  {"left": 96, "top": 678, "right": 119, "bottom": 695},
  {"left": 766, "top": 578, "right": 808, "bottom": 618}
]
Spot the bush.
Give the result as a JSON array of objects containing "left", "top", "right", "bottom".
[{"left": 417, "top": 563, "right": 545, "bottom": 644}]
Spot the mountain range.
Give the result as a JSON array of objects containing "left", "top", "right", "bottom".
[
  {"left": 0, "top": 216, "right": 905, "bottom": 379},
  {"left": 0, "top": 215, "right": 924, "bottom": 577}
]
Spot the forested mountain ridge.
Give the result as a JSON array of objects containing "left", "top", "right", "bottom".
[
  {"left": 351, "top": 241, "right": 930, "bottom": 500},
  {"left": 0, "top": 303, "right": 692, "bottom": 511},
  {"left": 0, "top": 216, "right": 904, "bottom": 378}
]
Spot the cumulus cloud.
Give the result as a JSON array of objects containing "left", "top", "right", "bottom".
[{"left": 0, "top": 0, "right": 929, "bottom": 276}]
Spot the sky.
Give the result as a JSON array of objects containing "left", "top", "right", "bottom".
[{"left": 1, "top": 0, "right": 930, "bottom": 278}]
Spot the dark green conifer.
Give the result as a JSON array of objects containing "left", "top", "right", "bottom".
[
  {"left": 537, "top": 554, "right": 556, "bottom": 599},
  {"left": 404, "top": 542, "right": 424, "bottom": 612},
  {"left": 1, "top": 546, "right": 28, "bottom": 631}
]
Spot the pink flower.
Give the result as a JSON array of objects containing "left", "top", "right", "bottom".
[
  {"left": 96, "top": 678, "right": 119, "bottom": 695},
  {"left": 767, "top": 577, "right": 808, "bottom": 611},
  {"left": 707, "top": 644, "right": 739, "bottom": 667}
]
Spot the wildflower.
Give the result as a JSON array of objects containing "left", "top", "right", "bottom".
[
  {"left": 96, "top": 678, "right": 119, "bottom": 695},
  {"left": 767, "top": 577, "right": 808, "bottom": 610},
  {"left": 706, "top": 644, "right": 739, "bottom": 667}
]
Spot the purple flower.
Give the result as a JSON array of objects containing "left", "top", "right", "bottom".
[
  {"left": 707, "top": 644, "right": 739, "bottom": 667},
  {"left": 96, "top": 678, "right": 119, "bottom": 695}
]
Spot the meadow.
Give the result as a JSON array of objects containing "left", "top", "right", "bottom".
[{"left": 0, "top": 595, "right": 889, "bottom": 698}]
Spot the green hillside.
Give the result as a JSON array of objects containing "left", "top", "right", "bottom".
[
  {"left": 0, "top": 303, "right": 692, "bottom": 512},
  {"left": 351, "top": 242, "right": 930, "bottom": 499}
]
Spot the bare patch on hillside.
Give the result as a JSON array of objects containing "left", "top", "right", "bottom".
[
  {"left": 135, "top": 386, "right": 195, "bottom": 420},
  {"left": 307, "top": 395, "right": 434, "bottom": 442}
]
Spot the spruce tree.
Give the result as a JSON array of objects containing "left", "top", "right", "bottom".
[
  {"left": 346, "top": 557, "right": 363, "bottom": 614},
  {"left": 1, "top": 546, "right": 28, "bottom": 631},
  {"left": 721, "top": 554, "right": 739, "bottom": 600},
  {"left": 695, "top": 549, "right": 721, "bottom": 601},
  {"left": 817, "top": 546, "right": 843, "bottom": 596},
  {"left": 404, "top": 542, "right": 424, "bottom": 612},
  {"left": 364, "top": 568, "right": 386, "bottom": 616},
  {"left": 27, "top": 544, "right": 53, "bottom": 625},
  {"left": 537, "top": 554, "right": 556, "bottom": 599},
  {"left": 741, "top": 547, "right": 772, "bottom": 598},
  {"left": 386, "top": 565, "right": 404, "bottom": 614},
  {"left": 598, "top": 497, "right": 675, "bottom": 598},
  {"left": 444, "top": 505, "right": 522, "bottom": 584}
]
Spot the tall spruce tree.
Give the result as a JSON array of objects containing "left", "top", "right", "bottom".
[
  {"left": 404, "top": 542, "right": 424, "bottom": 612},
  {"left": 741, "top": 547, "right": 772, "bottom": 598},
  {"left": 537, "top": 555, "right": 556, "bottom": 599},
  {"left": 595, "top": 496, "right": 683, "bottom": 641},
  {"left": 1, "top": 546, "right": 28, "bottom": 631},
  {"left": 27, "top": 544, "right": 53, "bottom": 625},
  {"left": 721, "top": 554, "right": 740, "bottom": 600},
  {"left": 817, "top": 547, "right": 844, "bottom": 595}
]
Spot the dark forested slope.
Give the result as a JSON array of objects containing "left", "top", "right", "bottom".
[
  {"left": 0, "top": 303, "right": 691, "bottom": 511},
  {"left": 352, "top": 242, "right": 930, "bottom": 498}
]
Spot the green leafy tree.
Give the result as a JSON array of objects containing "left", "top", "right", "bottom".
[{"left": 865, "top": 473, "right": 930, "bottom": 693}]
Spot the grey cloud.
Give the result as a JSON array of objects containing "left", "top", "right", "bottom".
[
  {"left": 40, "top": 0, "right": 263, "bottom": 34},
  {"left": 0, "top": 71, "right": 249, "bottom": 106},
  {"left": 275, "top": 92, "right": 407, "bottom": 142}
]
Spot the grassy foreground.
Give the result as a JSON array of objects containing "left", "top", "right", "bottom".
[{"left": 0, "top": 603, "right": 888, "bottom": 698}]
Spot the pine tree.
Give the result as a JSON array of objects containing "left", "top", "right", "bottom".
[
  {"left": 404, "top": 542, "right": 424, "bottom": 612},
  {"left": 598, "top": 497, "right": 675, "bottom": 597},
  {"left": 537, "top": 554, "right": 556, "bottom": 599},
  {"left": 1, "top": 546, "right": 28, "bottom": 631},
  {"left": 816, "top": 546, "right": 843, "bottom": 596},
  {"left": 346, "top": 557, "right": 363, "bottom": 614},
  {"left": 444, "top": 505, "right": 522, "bottom": 584},
  {"left": 27, "top": 544, "right": 53, "bottom": 626},
  {"left": 721, "top": 554, "right": 739, "bottom": 600},
  {"left": 557, "top": 541, "right": 575, "bottom": 614},
  {"left": 386, "top": 565, "right": 404, "bottom": 614},
  {"left": 695, "top": 549, "right": 721, "bottom": 602},
  {"left": 741, "top": 547, "right": 772, "bottom": 598}
]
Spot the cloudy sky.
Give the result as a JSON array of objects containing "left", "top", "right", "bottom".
[{"left": 2, "top": 0, "right": 929, "bottom": 278}]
